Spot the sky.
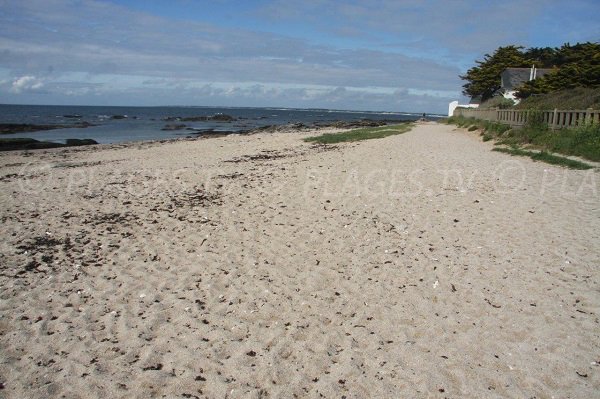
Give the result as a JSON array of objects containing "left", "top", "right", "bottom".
[{"left": 0, "top": 0, "right": 598, "bottom": 114}]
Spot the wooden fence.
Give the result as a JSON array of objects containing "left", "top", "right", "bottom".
[{"left": 453, "top": 107, "right": 600, "bottom": 129}]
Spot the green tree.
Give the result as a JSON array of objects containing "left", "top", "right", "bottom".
[
  {"left": 523, "top": 46, "right": 559, "bottom": 68},
  {"left": 460, "top": 46, "right": 530, "bottom": 101},
  {"left": 517, "top": 42, "right": 600, "bottom": 98}
]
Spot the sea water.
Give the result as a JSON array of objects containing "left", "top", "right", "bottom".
[{"left": 0, "top": 104, "right": 440, "bottom": 145}]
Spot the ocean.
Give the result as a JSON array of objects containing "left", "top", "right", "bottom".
[{"left": 0, "top": 104, "right": 441, "bottom": 145}]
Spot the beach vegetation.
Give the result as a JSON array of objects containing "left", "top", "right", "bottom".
[
  {"left": 492, "top": 147, "right": 593, "bottom": 169},
  {"left": 515, "top": 87, "right": 600, "bottom": 110},
  {"left": 446, "top": 114, "right": 599, "bottom": 166},
  {"left": 303, "top": 123, "right": 414, "bottom": 144},
  {"left": 496, "top": 120, "right": 600, "bottom": 162},
  {"left": 445, "top": 116, "right": 510, "bottom": 135},
  {"left": 478, "top": 96, "right": 516, "bottom": 109}
]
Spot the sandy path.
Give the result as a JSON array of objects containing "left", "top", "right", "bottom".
[{"left": 0, "top": 123, "right": 598, "bottom": 398}]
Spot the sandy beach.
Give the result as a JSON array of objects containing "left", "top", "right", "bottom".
[{"left": 0, "top": 122, "right": 598, "bottom": 398}]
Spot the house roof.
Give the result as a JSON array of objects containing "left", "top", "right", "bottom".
[{"left": 501, "top": 68, "right": 552, "bottom": 91}]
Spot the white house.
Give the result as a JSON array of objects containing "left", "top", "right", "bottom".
[
  {"left": 449, "top": 66, "right": 553, "bottom": 115},
  {"left": 500, "top": 66, "right": 551, "bottom": 102}
]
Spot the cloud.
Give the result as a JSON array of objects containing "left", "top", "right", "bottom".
[
  {"left": 0, "top": 0, "right": 597, "bottom": 112},
  {"left": 0, "top": 3, "right": 460, "bottom": 90},
  {"left": 255, "top": 0, "right": 599, "bottom": 65},
  {"left": 0, "top": 0, "right": 472, "bottom": 111},
  {"left": 10, "top": 75, "right": 45, "bottom": 93}
]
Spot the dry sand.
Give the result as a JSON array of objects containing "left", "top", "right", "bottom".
[{"left": 0, "top": 122, "right": 598, "bottom": 398}]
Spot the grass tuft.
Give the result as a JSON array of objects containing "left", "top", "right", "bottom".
[
  {"left": 492, "top": 147, "right": 593, "bottom": 169},
  {"left": 304, "top": 123, "right": 414, "bottom": 144},
  {"left": 448, "top": 114, "right": 599, "bottom": 165},
  {"left": 446, "top": 115, "right": 510, "bottom": 135},
  {"left": 496, "top": 122, "right": 600, "bottom": 162}
]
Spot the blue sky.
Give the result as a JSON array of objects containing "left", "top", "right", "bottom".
[{"left": 0, "top": 0, "right": 598, "bottom": 113}]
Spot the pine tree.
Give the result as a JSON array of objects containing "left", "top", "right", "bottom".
[
  {"left": 516, "top": 42, "right": 600, "bottom": 98},
  {"left": 461, "top": 42, "right": 600, "bottom": 101},
  {"left": 460, "top": 46, "right": 529, "bottom": 101}
]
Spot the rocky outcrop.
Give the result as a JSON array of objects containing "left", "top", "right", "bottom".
[
  {"left": 0, "top": 122, "right": 95, "bottom": 134},
  {"left": 315, "top": 119, "right": 407, "bottom": 129},
  {"left": 161, "top": 124, "right": 187, "bottom": 131},
  {"left": 0, "top": 138, "right": 99, "bottom": 152},
  {"left": 163, "top": 114, "right": 236, "bottom": 122}
]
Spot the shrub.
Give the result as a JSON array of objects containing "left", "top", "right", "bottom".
[
  {"left": 447, "top": 113, "right": 600, "bottom": 163},
  {"left": 479, "top": 96, "right": 515, "bottom": 109},
  {"left": 516, "top": 87, "right": 600, "bottom": 110}
]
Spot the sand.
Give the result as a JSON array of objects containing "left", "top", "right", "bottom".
[{"left": 0, "top": 122, "right": 598, "bottom": 398}]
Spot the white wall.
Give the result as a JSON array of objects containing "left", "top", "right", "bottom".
[{"left": 448, "top": 101, "right": 479, "bottom": 116}]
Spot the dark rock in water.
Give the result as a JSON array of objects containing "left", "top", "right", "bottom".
[
  {"left": 180, "top": 116, "right": 207, "bottom": 122},
  {"left": 0, "top": 122, "right": 95, "bottom": 134},
  {"left": 177, "top": 114, "right": 236, "bottom": 122},
  {"left": 184, "top": 128, "right": 243, "bottom": 138},
  {"left": 164, "top": 114, "right": 236, "bottom": 122},
  {"left": 330, "top": 120, "right": 385, "bottom": 128},
  {"left": 207, "top": 113, "right": 235, "bottom": 122},
  {"left": 161, "top": 124, "right": 187, "bottom": 131},
  {"left": 63, "top": 114, "right": 82, "bottom": 118},
  {"left": 313, "top": 119, "right": 410, "bottom": 129},
  {"left": 186, "top": 128, "right": 222, "bottom": 135},
  {"left": 73, "top": 121, "right": 94, "bottom": 129},
  {"left": 111, "top": 115, "right": 127, "bottom": 119},
  {"left": 0, "top": 137, "right": 98, "bottom": 152},
  {"left": 0, "top": 138, "right": 62, "bottom": 151},
  {"left": 65, "top": 139, "right": 99, "bottom": 146},
  {"left": 249, "top": 123, "right": 309, "bottom": 133}
]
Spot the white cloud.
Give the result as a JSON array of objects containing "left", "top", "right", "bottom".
[
  {"left": 0, "top": 2, "right": 461, "bottom": 94},
  {"left": 2, "top": 0, "right": 596, "bottom": 112},
  {"left": 10, "top": 75, "right": 45, "bottom": 93}
]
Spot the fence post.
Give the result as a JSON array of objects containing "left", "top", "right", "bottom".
[{"left": 551, "top": 108, "right": 557, "bottom": 130}]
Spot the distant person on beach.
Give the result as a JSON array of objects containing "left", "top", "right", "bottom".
[{"left": 421, "top": 113, "right": 427, "bottom": 121}]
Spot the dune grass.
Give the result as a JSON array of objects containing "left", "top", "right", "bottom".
[
  {"left": 496, "top": 122, "right": 600, "bottom": 162},
  {"left": 515, "top": 87, "right": 600, "bottom": 110},
  {"left": 304, "top": 123, "right": 414, "bottom": 144},
  {"left": 445, "top": 115, "right": 511, "bottom": 135},
  {"left": 447, "top": 114, "right": 599, "bottom": 167},
  {"left": 492, "top": 147, "right": 593, "bottom": 170}
]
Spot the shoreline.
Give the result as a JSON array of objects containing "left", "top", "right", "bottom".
[
  {"left": 0, "top": 103, "right": 437, "bottom": 150},
  {"left": 0, "top": 122, "right": 598, "bottom": 398},
  {"left": 0, "top": 119, "right": 412, "bottom": 152}
]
